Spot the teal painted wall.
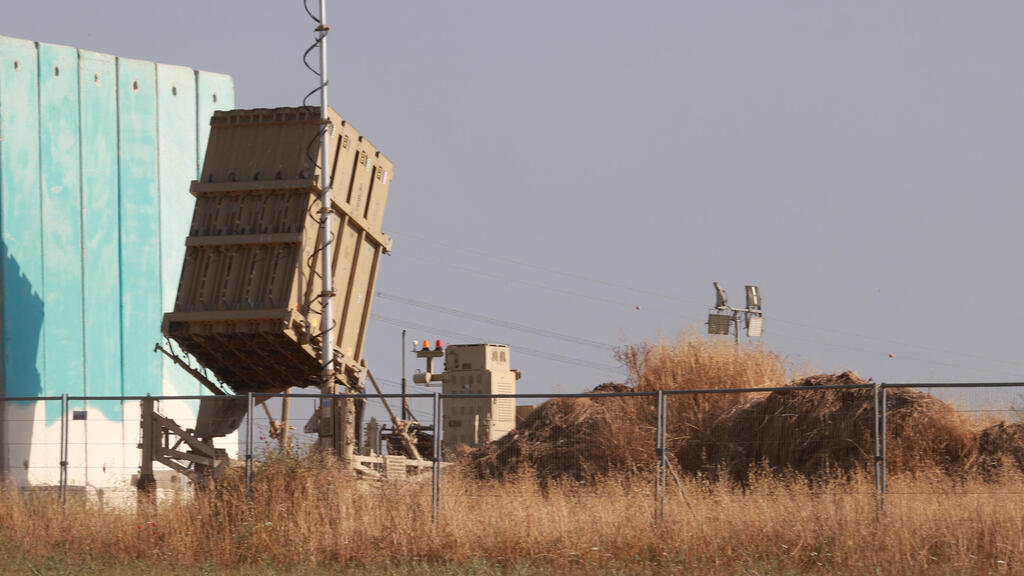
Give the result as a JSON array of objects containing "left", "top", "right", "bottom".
[
  {"left": 0, "top": 38, "right": 44, "bottom": 402},
  {"left": 0, "top": 36, "right": 234, "bottom": 414}
]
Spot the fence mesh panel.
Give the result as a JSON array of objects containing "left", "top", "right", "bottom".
[
  {"left": 2, "top": 398, "right": 63, "bottom": 489},
  {"left": 438, "top": 392, "right": 660, "bottom": 526},
  {"left": 0, "top": 385, "right": 1022, "bottom": 519}
]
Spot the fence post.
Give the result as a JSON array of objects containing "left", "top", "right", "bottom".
[
  {"left": 0, "top": 398, "right": 5, "bottom": 483},
  {"left": 655, "top": 390, "right": 666, "bottom": 524},
  {"left": 880, "top": 385, "right": 887, "bottom": 509},
  {"left": 59, "top": 394, "right": 69, "bottom": 509},
  {"left": 872, "top": 383, "right": 880, "bottom": 499},
  {"left": 245, "top": 392, "right": 254, "bottom": 499},
  {"left": 432, "top": 391, "right": 442, "bottom": 528}
]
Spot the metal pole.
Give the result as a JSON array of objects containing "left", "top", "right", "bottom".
[
  {"left": 431, "top": 391, "right": 442, "bottom": 528},
  {"left": 655, "top": 390, "right": 666, "bottom": 523},
  {"left": 0, "top": 398, "right": 5, "bottom": 483},
  {"left": 316, "top": 0, "right": 336, "bottom": 427},
  {"left": 246, "top": 392, "right": 254, "bottom": 499},
  {"left": 401, "top": 329, "right": 408, "bottom": 421},
  {"left": 872, "top": 383, "right": 880, "bottom": 498},
  {"left": 880, "top": 386, "right": 887, "bottom": 509},
  {"left": 59, "top": 394, "right": 69, "bottom": 508}
]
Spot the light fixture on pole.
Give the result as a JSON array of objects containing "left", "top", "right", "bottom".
[{"left": 707, "top": 282, "right": 764, "bottom": 343}]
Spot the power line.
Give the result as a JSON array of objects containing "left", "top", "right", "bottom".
[
  {"left": 392, "top": 231, "right": 704, "bottom": 306},
  {"left": 376, "top": 291, "right": 615, "bottom": 351},
  {"left": 769, "top": 316, "right": 1024, "bottom": 372},
  {"left": 378, "top": 278, "right": 1024, "bottom": 379},
  {"left": 766, "top": 329, "right": 1024, "bottom": 380},
  {"left": 372, "top": 313, "right": 623, "bottom": 374},
  {"left": 391, "top": 233, "right": 1024, "bottom": 375},
  {"left": 380, "top": 284, "right": 1024, "bottom": 379},
  {"left": 390, "top": 252, "right": 699, "bottom": 321}
]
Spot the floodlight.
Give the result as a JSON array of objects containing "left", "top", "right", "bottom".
[
  {"left": 713, "top": 282, "right": 728, "bottom": 309},
  {"left": 708, "top": 313, "right": 732, "bottom": 335},
  {"left": 746, "top": 315, "right": 763, "bottom": 338},
  {"left": 745, "top": 285, "right": 761, "bottom": 310}
]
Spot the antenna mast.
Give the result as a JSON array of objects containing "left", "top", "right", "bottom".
[{"left": 317, "top": 0, "right": 334, "bottom": 388}]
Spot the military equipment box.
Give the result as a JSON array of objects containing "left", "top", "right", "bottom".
[{"left": 162, "top": 107, "right": 392, "bottom": 393}]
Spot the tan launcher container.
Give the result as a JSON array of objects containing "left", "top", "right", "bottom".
[{"left": 162, "top": 107, "right": 393, "bottom": 394}]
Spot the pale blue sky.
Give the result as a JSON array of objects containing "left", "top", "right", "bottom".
[{"left": 6, "top": 2, "right": 1024, "bottom": 416}]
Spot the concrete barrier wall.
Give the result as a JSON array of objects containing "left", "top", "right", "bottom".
[{"left": 0, "top": 35, "right": 235, "bottom": 486}]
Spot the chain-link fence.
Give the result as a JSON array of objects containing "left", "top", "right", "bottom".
[
  {"left": 1, "top": 396, "right": 63, "bottom": 489},
  {"left": 2, "top": 383, "right": 1022, "bottom": 523}
]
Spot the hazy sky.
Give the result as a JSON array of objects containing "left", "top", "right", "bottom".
[{"left": 5, "top": 2, "right": 1024, "bottom": 416}]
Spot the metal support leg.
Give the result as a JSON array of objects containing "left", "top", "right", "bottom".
[
  {"left": 431, "top": 391, "right": 442, "bottom": 528},
  {"left": 137, "top": 396, "right": 157, "bottom": 505}
]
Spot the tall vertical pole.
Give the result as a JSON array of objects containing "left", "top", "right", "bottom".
[
  {"left": 401, "top": 329, "right": 408, "bottom": 420},
  {"left": 316, "top": 0, "right": 337, "bottom": 453},
  {"left": 432, "top": 391, "right": 442, "bottom": 528}
]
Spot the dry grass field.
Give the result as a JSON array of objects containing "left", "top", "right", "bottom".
[
  {"left": 2, "top": 334, "right": 1022, "bottom": 575},
  {"left": 1, "top": 464, "right": 1023, "bottom": 575}
]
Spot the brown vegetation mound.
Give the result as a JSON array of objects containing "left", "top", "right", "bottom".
[
  {"left": 678, "top": 371, "right": 979, "bottom": 480},
  {"left": 978, "top": 422, "right": 1024, "bottom": 477},
  {"left": 465, "top": 387, "right": 651, "bottom": 483},
  {"left": 464, "top": 334, "right": 1024, "bottom": 484}
]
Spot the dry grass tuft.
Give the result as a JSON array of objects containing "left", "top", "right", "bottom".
[
  {"left": 619, "top": 333, "right": 789, "bottom": 460},
  {"left": 3, "top": 460, "right": 1024, "bottom": 574}
]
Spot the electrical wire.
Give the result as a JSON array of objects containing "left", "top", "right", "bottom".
[
  {"left": 303, "top": 0, "right": 320, "bottom": 23},
  {"left": 372, "top": 313, "right": 622, "bottom": 374},
  {"left": 300, "top": 0, "right": 338, "bottom": 357},
  {"left": 392, "top": 231, "right": 1024, "bottom": 370},
  {"left": 389, "top": 236, "right": 1024, "bottom": 379},
  {"left": 764, "top": 329, "right": 1024, "bottom": 380},
  {"left": 392, "top": 252, "right": 696, "bottom": 321},
  {"left": 392, "top": 230, "right": 704, "bottom": 307},
  {"left": 376, "top": 291, "right": 615, "bottom": 351}
]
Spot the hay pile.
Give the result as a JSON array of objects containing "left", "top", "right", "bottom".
[
  {"left": 678, "top": 371, "right": 979, "bottom": 481},
  {"left": 463, "top": 334, "right": 1024, "bottom": 483},
  {"left": 978, "top": 422, "right": 1024, "bottom": 477},
  {"left": 465, "top": 372, "right": 1024, "bottom": 483},
  {"left": 464, "top": 384, "right": 652, "bottom": 483}
]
